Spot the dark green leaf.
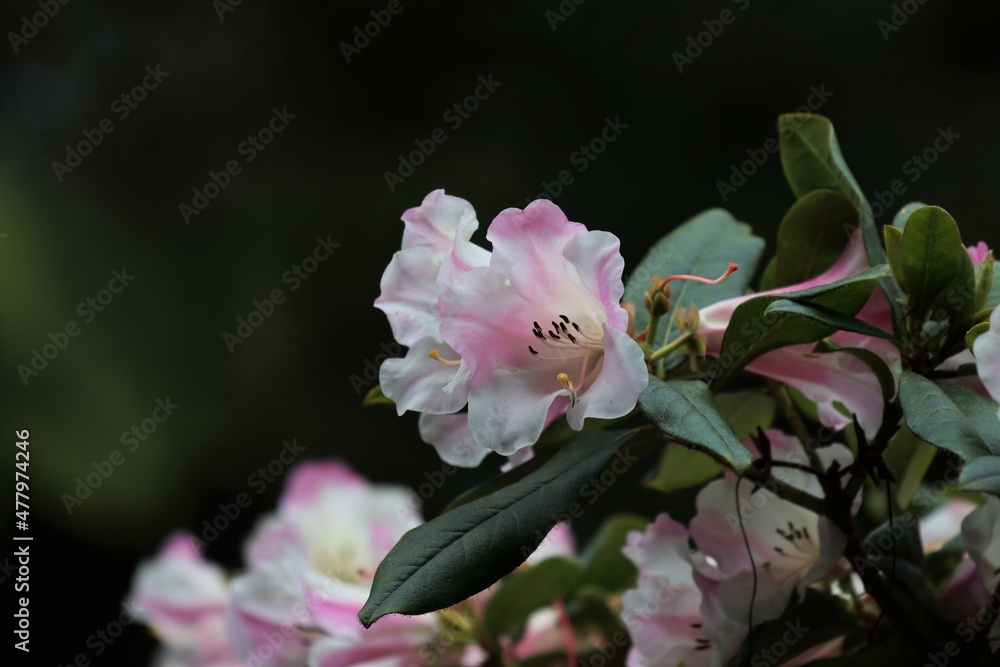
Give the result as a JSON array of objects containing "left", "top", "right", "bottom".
[
  {"left": 968, "top": 321, "right": 991, "bottom": 350},
  {"left": 483, "top": 556, "right": 580, "bottom": 639},
  {"left": 959, "top": 456, "right": 1000, "bottom": 495},
  {"left": 975, "top": 252, "right": 994, "bottom": 313},
  {"left": 774, "top": 189, "right": 856, "bottom": 287},
  {"left": 900, "top": 206, "right": 976, "bottom": 330},
  {"left": 637, "top": 376, "right": 753, "bottom": 473},
  {"left": 778, "top": 113, "right": 886, "bottom": 267},
  {"left": 884, "top": 225, "right": 906, "bottom": 292},
  {"left": 891, "top": 201, "right": 927, "bottom": 231},
  {"left": 358, "top": 429, "right": 637, "bottom": 627},
  {"left": 939, "top": 383, "right": 1000, "bottom": 453},
  {"left": 713, "top": 265, "right": 891, "bottom": 386},
  {"left": 765, "top": 299, "right": 895, "bottom": 340},
  {"left": 578, "top": 514, "right": 648, "bottom": 591},
  {"left": 898, "top": 372, "right": 992, "bottom": 461},
  {"left": 624, "top": 209, "right": 765, "bottom": 347},
  {"left": 646, "top": 443, "right": 723, "bottom": 493}
]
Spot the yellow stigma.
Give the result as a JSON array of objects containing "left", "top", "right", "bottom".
[{"left": 428, "top": 348, "right": 461, "bottom": 366}]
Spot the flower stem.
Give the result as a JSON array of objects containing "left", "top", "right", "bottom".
[
  {"left": 767, "top": 380, "right": 824, "bottom": 472},
  {"left": 648, "top": 332, "right": 693, "bottom": 363}
]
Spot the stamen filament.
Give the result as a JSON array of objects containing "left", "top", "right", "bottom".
[
  {"left": 658, "top": 262, "right": 739, "bottom": 294},
  {"left": 428, "top": 349, "right": 462, "bottom": 366}
]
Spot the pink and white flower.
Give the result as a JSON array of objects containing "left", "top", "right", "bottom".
[
  {"left": 127, "top": 533, "right": 242, "bottom": 667},
  {"left": 697, "top": 232, "right": 899, "bottom": 436},
  {"left": 375, "top": 190, "right": 494, "bottom": 467},
  {"left": 438, "top": 200, "right": 649, "bottom": 455},
  {"left": 960, "top": 496, "right": 1000, "bottom": 651},
  {"left": 973, "top": 307, "right": 1000, "bottom": 418},
  {"left": 226, "top": 460, "right": 439, "bottom": 667}
]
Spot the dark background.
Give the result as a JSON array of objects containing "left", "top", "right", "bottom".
[{"left": 2, "top": 0, "right": 998, "bottom": 664}]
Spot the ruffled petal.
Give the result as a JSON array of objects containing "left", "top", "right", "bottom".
[
  {"left": 566, "top": 324, "right": 648, "bottom": 429},
  {"left": 375, "top": 246, "right": 443, "bottom": 347},
  {"left": 380, "top": 338, "right": 469, "bottom": 416},
  {"left": 418, "top": 413, "right": 493, "bottom": 468}
]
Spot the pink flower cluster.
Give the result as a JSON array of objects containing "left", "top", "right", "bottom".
[
  {"left": 126, "top": 459, "right": 574, "bottom": 667},
  {"left": 375, "top": 190, "right": 648, "bottom": 466}
]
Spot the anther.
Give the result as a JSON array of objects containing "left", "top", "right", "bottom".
[{"left": 528, "top": 346, "right": 539, "bottom": 355}]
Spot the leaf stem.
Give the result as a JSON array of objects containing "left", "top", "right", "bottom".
[{"left": 648, "top": 332, "right": 693, "bottom": 363}]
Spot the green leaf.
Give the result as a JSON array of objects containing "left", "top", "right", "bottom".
[
  {"left": 975, "top": 251, "right": 995, "bottom": 313},
  {"left": 898, "top": 372, "right": 993, "bottom": 462},
  {"left": 483, "top": 556, "right": 580, "bottom": 639},
  {"left": 884, "top": 225, "right": 907, "bottom": 292},
  {"left": 989, "top": 261, "right": 1000, "bottom": 309},
  {"left": 778, "top": 113, "right": 886, "bottom": 267},
  {"left": 646, "top": 443, "right": 723, "bottom": 493},
  {"left": 358, "top": 429, "right": 637, "bottom": 627},
  {"left": 891, "top": 201, "right": 928, "bottom": 231},
  {"left": 362, "top": 384, "right": 394, "bottom": 407},
  {"left": 959, "top": 456, "right": 1000, "bottom": 495},
  {"left": 883, "top": 425, "right": 937, "bottom": 508},
  {"left": 899, "top": 206, "right": 976, "bottom": 329},
  {"left": 716, "top": 391, "right": 778, "bottom": 438},
  {"left": 939, "top": 383, "right": 1000, "bottom": 453},
  {"left": 758, "top": 256, "right": 778, "bottom": 292},
  {"left": 624, "top": 209, "right": 765, "bottom": 347},
  {"left": 723, "top": 589, "right": 858, "bottom": 667},
  {"left": 764, "top": 299, "right": 895, "bottom": 340},
  {"left": 578, "top": 514, "right": 648, "bottom": 591},
  {"left": 637, "top": 376, "right": 753, "bottom": 473},
  {"left": 774, "top": 189, "right": 856, "bottom": 287},
  {"left": 968, "top": 321, "right": 991, "bottom": 350},
  {"left": 713, "top": 265, "right": 891, "bottom": 386}
]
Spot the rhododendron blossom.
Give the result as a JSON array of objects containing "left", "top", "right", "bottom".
[
  {"left": 973, "top": 307, "right": 1000, "bottom": 417},
  {"left": 438, "top": 200, "right": 648, "bottom": 455},
  {"left": 697, "top": 232, "right": 899, "bottom": 436}
]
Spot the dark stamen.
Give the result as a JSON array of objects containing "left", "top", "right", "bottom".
[
  {"left": 559, "top": 314, "right": 569, "bottom": 323},
  {"left": 548, "top": 330, "right": 561, "bottom": 339},
  {"left": 691, "top": 623, "right": 702, "bottom": 629},
  {"left": 533, "top": 321, "right": 542, "bottom": 331},
  {"left": 528, "top": 346, "right": 538, "bottom": 355},
  {"left": 560, "top": 322, "right": 569, "bottom": 333},
  {"left": 533, "top": 329, "right": 545, "bottom": 340},
  {"left": 567, "top": 333, "right": 577, "bottom": 343},
  {"left": 774, "top": 546, "right": 785, "bottom": 554},
  {"left": 572, "top": 322, "right": 581, "bottom": 332}
]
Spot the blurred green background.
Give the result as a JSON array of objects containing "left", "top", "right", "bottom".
[{"left": 2, "top": 0, "right": 999, "bottom": 663}]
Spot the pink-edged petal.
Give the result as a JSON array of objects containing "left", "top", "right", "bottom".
[
  {"left": 243, "top": 515, "right": 311, "bottom": 571},
  {"left": 566, "top": 325, "right": 647, "bottom": 429},
  {"left": 401, "top": 189, "right": 478, "bottom": 256},
  {"left": 226, "top": 566, "right": 313, "bottom": 667},
  {"left": 435, "top": 211, "right": 491, "bottom": 291},
  {"left": 560, "top": 228, "right": 629, "bottom": 331},
  {"left": 973, "top": 308, "right": 1000, "bottom": 416},
  {"left": 380, "top": 338, "right": 470, "bottom": 416},
  {"left": 418, "top": 413, "right": 493, "bottom": 468},
  {"left": 920, "top": 500, "right": 978, "bottom": 553},
  {"left": 746, "top": 346, "right": 886, "bottom": 436},
  {"left": 280, "top": 461, "right": 366, "bottom": 509},
  {"left": 968, "top": 241, "right": 991, "bottom": 265},
  {"left": 375, "top": 247, "right": 444, "bottom": 347}
]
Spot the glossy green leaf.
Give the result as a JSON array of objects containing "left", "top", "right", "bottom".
[
  {"left": 637, "top": 376, "right": 753, "bottom": 473},
  {"left": 975, "top": 251, "right": 994, "bottom": 313},
  {"left": 578, "top": 514, "right": 648, "bottom": 590},
  {"left": 891, "top": 201, "right": 928, "bottom": 230},
  {"left": 778, "top": 113, "right": 886, "bottom": 267},
  {"left": 939, "top": 383, "right": 1000, "bottom": 453},
  {"left": 483, "top": 556, "right": 580, "bottom": 638},
  {"left": 624, "top": 209, "right": 765, "bottom": 347},
  {"left": 900, "top": 206, "right": 976, "bottom": 329},
  {"left": 959, "top": 456, "right": 1000, "bottom": 495},
  {"left": 764, "top": 299, "right": 895, "bottom": 340},
  {"left": 884, "top": 225, "right": 907, "bottom": 292},
  {"left": 774, "top": 189, "right": 855, "bottom": 287},
  {"left": 898, "top": 372, "right": 993, "bottom": 462},
  {"left": 713, "top": 265, "right": 891, "bottom": 386},
  {"left": 358, "top": 429, "right": 636, "bottom": 627}
]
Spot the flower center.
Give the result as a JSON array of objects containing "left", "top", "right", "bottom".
[
  {"left": 526, "top": 314, "right": 605, "bottom": 406},
  {"left": 771, "top": 520, "right": 819, "bottom": 565}
]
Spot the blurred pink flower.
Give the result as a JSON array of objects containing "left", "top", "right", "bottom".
[{"left": 973, "top": 308, "right": 1000, "bottom": 418}]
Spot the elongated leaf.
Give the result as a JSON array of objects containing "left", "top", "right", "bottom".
[
  {"left": 891, "top": 201, "right": 928, "bottom": 231},
  {"left": 713, "top": 265, "right": 891, "bottom": 386},
  {"left": 939, "top": 383, "right": 1000, "bottom": 452},
  {"left": 778, "top": 113, "right": 886, "bottom": 267},
  {"left": 578, "top": 514, "right": 648, "bottom": 590},
  {"left": 959, "top": 456, "right": 1000, "bottom": 495},
  {"left": 884, "top": 225, "right": 907, "bottom": 292},
  {"left": 774, "top": 189, "right": 855, "bottom": 287},
  {"left": 900, "top": 206, "right": 976, "bottom": 329},
  {"left": 637, "top": 376, "right": 752, "bottom": 473},
  {"left": 358, "top": 429, "right": 636, "bottom": 626},
  {"left": 975, "top": 252, "right": 994, "bottom": 312},
  {"left": 765, "top": 299, "right": 895, "bottom": 340},
  {"left": 624, "top": 209, "right": 765, "bottom": 347},
  {"left": 898, "top": 372, "right": 992, "bottom": 461},
  {"left": 483, "top": 556, "right": 580, "bottom": 638}
]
